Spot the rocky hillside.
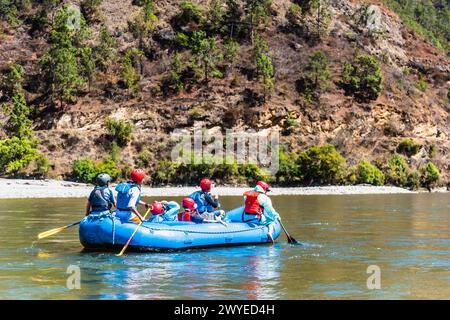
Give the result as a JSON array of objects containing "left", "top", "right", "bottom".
[{"left": 0, "top": 0, "right": 449, "bottom": 186}]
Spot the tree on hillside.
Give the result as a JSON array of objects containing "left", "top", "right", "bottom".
[
  {"left": 223, "top": 0, "right": 244, "bottom": 38},
  {"left": 0, "top": 91, "right": 46, "bottom": 174},
  {"left": 39, "top": 5, "right": 92, "bottom": 107},
  {"left": 223, "top": 38, "right": 240, "bottom": 75},
  {"left": 1, "top": 91, "right": 32, "bottom": 139},
  {"left": 305, "top": 50, "right": 330, "bottom": 89},
  {"left": 341, "top": 53, "right": 384, "bottom": 102},
  {"left": 244, "top": 0, "right": 272, "bottom": 42},
  {"left": 297, "top": 0, "right": 332, "bottom": 40},
  {"left": 251, "top": 33, "right": 268, "bottom": 75},
  {"left": 190, "top": 31, "right": 223, "bottom": 85},
  {"left": 168, "top": 52, "right": 185, "bottom": 93},
  {"left": 250, "top": 34, "right": 273, "bottom": 97},
  {"left": 206, "top": 0, "right": 225, "bottom": 34},
  {"left": 128, "top": 0, "right": 158, "bottom": 50},
  {"left": 256, "top": 52, "right": 274, "bottom": 96},
  {"left": 297, "top": 50, "right": 330, "bottom": 101},
  {"left": 95, "top": 27, "right": 118, "bottom": 73},
  {"left": 1, "top": 64, "right": 24, "bottom": 100},
  {"left": 122, "top": 48, "right": 142, "bottom": 93}
]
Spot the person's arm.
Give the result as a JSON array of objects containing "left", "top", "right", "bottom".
[
  {"left": 127, "top": 188, "right": 145, "bottom": 221},
  {"left": 85, "top": 201, "right": 91, "bottom": 216},
  {"left": 108, "top": 189, "right": 116, "bottom": 208},
  {"left": 131, "top": 207, "right": 144, "bottom": 221},
  {"left": 258, "top": 194, "right": 280, "bottom": 221},
  {"left": 204, "top": 192, "right": 220, "bottom": 208}
]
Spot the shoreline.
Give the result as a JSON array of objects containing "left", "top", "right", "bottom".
[{"left": 2, "top": 178, "right": 447, "bottom": 199}]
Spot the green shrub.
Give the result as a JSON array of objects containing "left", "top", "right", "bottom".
[
  {"left": 173, "top": 1, "right": 203, "bottom": 27},
  {"left": 415, "top": 75, "right": 428, "bottom": 92},
  {"left": 152, "top": 160, "right": 179, "bottom": 185},
  {"left": 96, "top": 158, "right": 121, "bottom": 180},
  {"left": 72, "top": 158, "right": 120, "bottom": 183},
  {"left": 72, "top": 159, "right": 97, "bottom": 183},
  {"left": 296, "top": 144, "right": 347, "bottom": 185},
  {"left": 136, "top": 149, "right": 152, "bottom": 167},
  {"left": 384, "top": 154, "right": 409, "bottom": 187},
  {"left": 352, "top": 159, "right": 385, "bottom": 186},
  {"left": 341, "top": 54, "right": 384, "bottom": 101},
  {"left": 276, "top": 148, "right": 298, "bottom": 184},
  {"left": 2, "top": 91, "right": 33, "bottom": 139},
  {"left": 151, "top": 158, "right": 268, "bottom": 186},
  {"left": 0, "top": 137, "right": 39, "bottom": 173},
  {"left": 396, "top": 138, "right": 422, "bottom": 157},
  {"left": 122, "top": 48, "right": 141, "bottom": 92},
  {"left": 175, "top": 32, "right": 190, "bottom": 48},
  {"left": 420, "top": 162, "right": 440, "bottom": 190},
  {"left": 33, "top": 154, "right": 52, "bottom": 177},
  {"left": 407, "top": 170, "right": 420, "bottom": 190},
  {"left": 105, "top": 118, "right": 133, "bottom": 146},
  {"left": 238, "top": 163, "right": 267, "bottom": 184},
  {"left": 2, "top": 63, "right": 24, "bottom": 97}
]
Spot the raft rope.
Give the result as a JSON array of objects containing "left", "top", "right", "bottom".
[
  {"left": 111, "top": 216, "right": 116, "bottom": 245},
  {"left": 139, "top": 223, "right": 267, "bottom": 235}
]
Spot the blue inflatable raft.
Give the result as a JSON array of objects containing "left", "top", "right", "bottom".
[{"left": 79, "top": 206, "right": 281, "bottom": 251}]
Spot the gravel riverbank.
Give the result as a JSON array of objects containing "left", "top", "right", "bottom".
[{"left": 0, "top": 178, "right": 434, "bottom": 199}]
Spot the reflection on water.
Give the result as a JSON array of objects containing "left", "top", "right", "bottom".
[{"left": 0, "top": 194, "right": 449, "bottom": 299}]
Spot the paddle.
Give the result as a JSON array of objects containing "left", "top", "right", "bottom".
[
  {"left": 38, "top": 221, "right": 81, "bottom": 240},
  {"left": 116, "top": 208, "right": 152, "bottom": 256},
  {"left": 278, "top": 218, "right": 300, "bottom": 245}
]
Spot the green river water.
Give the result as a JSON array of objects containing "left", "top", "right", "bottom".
[{"left": 0, "top": 194, "right": 449, "bottom": 299}]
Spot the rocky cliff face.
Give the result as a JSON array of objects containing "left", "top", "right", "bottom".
[{"left": 0, "top": 0, "right": 449, "bottom": 183}]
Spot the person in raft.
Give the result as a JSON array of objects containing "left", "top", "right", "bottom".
[
  {"left": 243, "top": 181, "right": 280, "bottom": 243},
  {"left": 115, "top": 169, "right": 151, "bottom": 223},
  {"left": 178, "top": 197, "right": 224, "bottom": 223},
  {"left": 148, "top": 200, "right": 180, "bottom": 223},
  {"left": 85, "top": 173, "right": 116, "bottom": 216},
  {"left": 189, "top": 178, "right": 221, "bottom": 215}
]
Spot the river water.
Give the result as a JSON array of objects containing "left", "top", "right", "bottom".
[{"left": 0, "top": 194, "right": 448, "bottom": 299}]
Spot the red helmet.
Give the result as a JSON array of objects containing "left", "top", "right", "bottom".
[
  {"left": 130, "top": 169, "right": 145, "bottom": 184},
  {"left": 151, "top": 201, "right": 164, "bottom": 215},
  {"left": 199, "top": 178, "right": 212, "bottom": 191},
  {"left": 182, "top": 197, "right": 197, "bottom": 210},
  {"left": 256, "top": 181, "right": 270, "bottom": 193}
]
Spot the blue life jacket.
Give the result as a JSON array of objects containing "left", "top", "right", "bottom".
[
  {"left": 88, "top": 186, "right": 113, "bottom": 213},
  {"left": 189, "top": 190, "right": 214, "bottom": 213},
  {"left": 115, "top": 182, "right": 141, "bottom": 220}
]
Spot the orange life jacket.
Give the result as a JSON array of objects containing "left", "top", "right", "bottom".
[{"left": 243, "top": 190, "right": 263, "bottom": 220}]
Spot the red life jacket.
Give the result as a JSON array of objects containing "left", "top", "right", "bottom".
[
  {"left": 243, "top": 190, "right": 263, "bottom": 220},
  {"left": 178, "top": 209, "right": 192, "bottom": 222}
]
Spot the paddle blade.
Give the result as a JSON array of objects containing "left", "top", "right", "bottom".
[
  {"left": 287, "top": 236, "right": 301, "bottom": 245},
  {"left": 38, "top": 226, "right": 67, "bottom": 239}
]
